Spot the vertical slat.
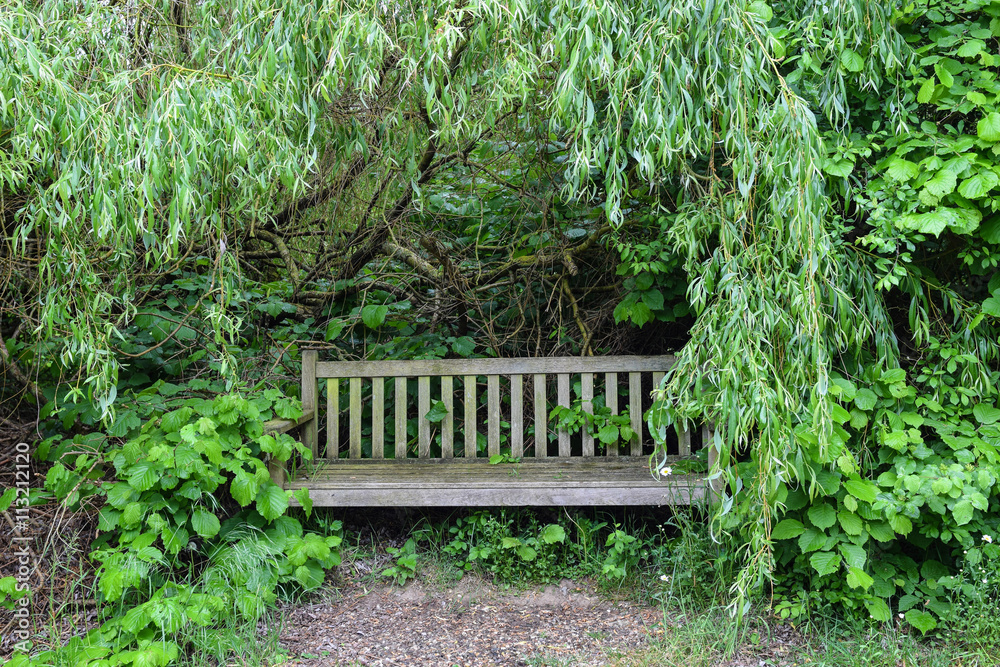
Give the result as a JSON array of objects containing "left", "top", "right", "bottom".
[
  {"left": 326, "top": 378, "right": 339, "bottom": 458},
  {"left": 464, "top": 375, "right": 477, "bottom": 458},
  {"left": 418, "top": 376, "right": 431, "bottom": 458},
  {"left": 394, "top": 377, "right": 407, "bottom": 459},
  {"left": 652, "top": 371, "right": 665, "bottom": 390},
  {"left": 629, "top": 372, "right": 642, "bottom": 456},
  {"left": 605, "top": 372, "right": 618, "bottom": 457},
  {"left": 678, "top": 423, "right": 691, "bottom": 457},
  {"left": 372, "top": 378, "right": 384, "bottom": 459},
  {"left": 302, "top": 350, "right": 317, "bottom": 459},
  {"left": 488, "top": 375, "right": 500, "bottom": 458},
  {"left": 534, "top": 374, "right": 547, "bottom": 458},
  {"left": 510, "top": 375, "right": 523, "bottom": 459},
  {"left": 441, "top": 376, "right": 454, "bottom": 458},
  {"left": 349, "top": 377, "right": 362, "bottom": 459},
  {"left": 581, "top": 372, "right": 594, "bottom": 457},
  {"left": 557, "top": 373, "right": 571, "bottom": 457}
]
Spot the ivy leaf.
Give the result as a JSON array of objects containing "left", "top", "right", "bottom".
[
  {"left": 256, "top": 482, "right": 289, "bottom": 521},
  {"left": 807, "top": 503, "right": 837, "bottom": 529},
  {"left": 840, "top": 48, "right": 864, "bottom": 73},
  {"left": 905, "top": 609, "right": 937, "bottom": 634},
  {"left": 771, "top": 519, "right": 805, "bottom": 540},
  {"left": 977, "top": 112, "right": 1000, "bottom": 142},
  {"left": 809, "top": 551, "right": 842, "bottom": 577},
  {"left": 191, "top": 509, "right": 221, "bottom": 538}
]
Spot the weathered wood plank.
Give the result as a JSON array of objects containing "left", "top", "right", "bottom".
[
  {"left": 349, "top": 377, "right": 362, "bottom": 459},
  {"left": 534, "top": 374, "right": 547, "bottom": 458},
  {"left": 605, "top": 372, "right": 618, "bottom": 457},
  {"left": 629, "top": 372, "right": 642, "bottom": 456},
  {"left": 488, "top": 375, "right": 500, "bottom": 458},
  {"left": 464, "top": 375, "right": 477, "bottom": 458},
  {"left": 285, "top": 459, "right": 706, "bottom": 506},
  {"left": 395, "top": 377, "right": 407, "bottom": 459},
  {"left": 316, "top": 355, "right": 676, "bottom": 378},
  {"left": 510, "top": 375, "right": 523, "bottom": 459},
  {"left": 418, "top": 376, "right": 431, "bottom": 459},
  {"left": 653, "top": 371, "right": 665, "bottom": 388},
  {"left": 263, "top": 410, "right": 316, "bottom": 435},
  {"left": 441, "top": 375, "right": 453, "bottom": 459},
  {"left": 581, "top": 372, "right": 594, "bottom": 457},
  {"left": 372, "top": 378, "right": 384, "bottom": 459},
  {"left": 302, "top": 350, "right": 318, "bottom": 458},
  {"left": 678, "top": 423, "right": 691, "bottom": 457},
  {"left": 326, "top": 379, "right": 339, "bottom": 458},
  {"left": 557, "top": 373, "right": 570, "bottom": 457}
]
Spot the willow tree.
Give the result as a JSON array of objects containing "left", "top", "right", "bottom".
[{"left": 6, "top": 0, "right": 992, "bottom": 612}]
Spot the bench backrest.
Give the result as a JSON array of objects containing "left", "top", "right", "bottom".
[{"left": 299, "top": 351, "right": 698, "bottom": 461}]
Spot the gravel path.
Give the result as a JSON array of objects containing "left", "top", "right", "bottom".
[{"left": 279, "top": 577, "right": 660, "bottom": 666}]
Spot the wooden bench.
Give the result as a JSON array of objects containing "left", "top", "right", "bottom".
[{"left": 267, "top": 351, "right": 714, "bottom": 506}]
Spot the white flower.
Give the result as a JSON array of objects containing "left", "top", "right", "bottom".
[
  {"left": 898, "top": 613, "right": 904, "bottom": 619},
  {"left": 659, "top": 574, "right": 668, "bottom": 582},
  {"left": 982, "top": 535, "right": 993, "bottom": 544},
  {"left": 660, "top": 466, "right": 673, "bottom": 476}
]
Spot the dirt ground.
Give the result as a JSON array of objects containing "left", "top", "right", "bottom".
[
  {"left": 277, "top": 572, "right": 810, "bottom": 667},
  {"left": 279, "top": 575, "right": 662, "bottom": 667}
]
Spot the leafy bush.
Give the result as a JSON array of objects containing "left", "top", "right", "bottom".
[{"left": 11, "top": 385, "right": 341, "bottom": 667}]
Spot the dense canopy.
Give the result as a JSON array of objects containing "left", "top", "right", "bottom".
[{"left": 4, "top": 0, "right": 1000, "bottom": 651}]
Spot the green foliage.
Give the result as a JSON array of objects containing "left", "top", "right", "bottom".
[
  {"left": 17, "top": 385, "right": 342, "bottom": 667},
  {"left": 382, "top": 538, "right": 419, "bottom": 586}
]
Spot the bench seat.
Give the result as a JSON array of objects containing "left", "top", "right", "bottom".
[{"left": 283, "top": 458, "right": 706, "bottom": 506}]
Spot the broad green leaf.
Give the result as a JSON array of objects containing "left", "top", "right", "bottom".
[
  {"left": 838, "top": 511, "right": 864, "bottom": 535},
  {"left": 846, "top": 567, "right": 874, "bottom": 590},
  {"left": 540, "top": 524, "right": 566, "bottom": 544},
  {"left": 838, "top": 543, "right": 867, "bottom": 569},
  {"left": 809, "top": 551, "right": 842, "bottom": 577},
  {"left": 889, "top": 514, "right": 912, "bottom": 535},
  {"left": 854, "top": 389, "right": 877, "bottom": 411},
  {"left": 845, "top": 478, "right": 879, "bottom": 504},
  {"left": 360, "top": 304, "right": 389, "bottom": 329},
  {"left": 425, "top": 400, "right": 449, "bottom": 423},
  {"left": 978, "top": 112, "right": 1000, "bottom": 142},
  {"left": 771, "top": 519, "right": 805, "bottom": 540},
  {"left": 865, "top": 598, "right": 891, "bottom": 622},
  {"left": 191, "top": 509, "right": 221, "bottom": 538},
  {"left": 924, "top": 170, "right": 957, "bottom": 197},
  {"left": 905, "top": 610, "right": 937, "bottom": 634},
  {"left": 917, "top": 77, "right": 936, "bottom": 103},
  {"left": 934, "top": 62, "right": 954, "bottom": 88},
  {"left": 958, "top": 171, "right": 998, "bottom": 199},
  {"left": 952, "top": 499, "right": 974, "bottom": 526},
  {"left": 973, "top": 403, "right": 1000, "bottom": 424},
  {"left": 840, "top": 49, "right": 864, "bottom": 72},
  {"left": 256, "top": 482, "right": 289, "bottom": 521},
  {"left": 886, "top": 159, "right": 919, "bottom": 182},
  {"left": 231, "top": 470, "right": 260, "bottom": 507},
  {"left": 0, "top": 488, "right": 16, "bottom": 512},
  {"left": 598, "top": 424, "right": 620, "bottom": 444},
  {"left": 807, "top": 503, "right": 836, "bottom": 529}
]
